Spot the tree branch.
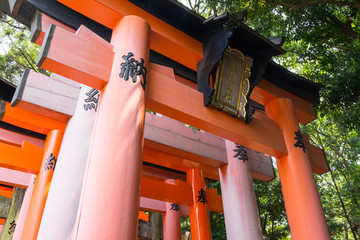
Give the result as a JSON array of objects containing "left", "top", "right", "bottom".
[{"left": 271, "top": 0, "right": 360, "bottom": 10}]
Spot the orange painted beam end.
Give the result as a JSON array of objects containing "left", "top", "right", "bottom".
[
  {"left": 37, "top": 24, "right": 113, "bottom": 90},
  {"left": 139, "top": 211, "right": 149, "bottom": 222},
  {"left": 31, "top": 10, "right": 76, "bottom": 46},
  {"left": 303, "top": 134, "right": 329, "bottom": 175},
  {"left": 207, "top": 188, "right": 223, "bottom": 213},
  {"left": 0, "top": 101, "right": 66, "bottom": 134},
  {"left": 0, "top": 141, "right": 44, "bottom": 174},
  {"left": 0, "top": 185, "right": 14, "bottom": 199},
  {"left": 140, "top": 175, "right": 193, "bottom": 206}
]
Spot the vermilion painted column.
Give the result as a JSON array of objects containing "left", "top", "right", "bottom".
[
  {"left": 75, "top": 16, "right": 150, "bottom": 239},
  {"left": 21, "top": 129, "right": 64, "bottom": 240},
  {"left": 164, "top": 179, "right": 181, "bottom": 240},
  {"left": 219, "top": 140, "right": 263, "bottom": 240},
  {"left": 265, "top": 98, "right": 330, "bottom": 240},
  {"left": 12, "top": 174, "right": 36, "bottom": 240},
  {"left": 187, "top": 169, "right": 212, "bottom": 240}
]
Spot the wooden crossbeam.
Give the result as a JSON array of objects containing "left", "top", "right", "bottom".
[
  {"left": 303, "top": 134, "right": 329, "bottom": 175},
  {"left": 145, "top": 113, "right": 227, "bottom": 168},
  {"left": 0, "top": 127, "right": 44, "bottom": 148},
  {"left": 35, "top": 24, "right": 286, "bottom": 157},
  {"left": 0, "top": 186, "right": 13, "bottom": 199},
  {"left": 140, "top": 175, "right": 193, "bottom": 206},
  {"left": 58, "top": 0, "right": 202, "bottom": 71},
  {"left": 0, "top": 100, "right": 66, "bottom": 134},
  {"left": 11, "top": 69, "right": 80, "bottom": 122},
  {"left": 0, "top": 167, "right": 33, "bottom": 188},
  {"left": 143, "top": 147, "right": 219, "bottom": 180},
  {"left": 0, "top": 141, "right": 44, "bottom": 174},
  {"left": 146, "top": 64, "right": 287, "bottom": 158},
  {"left": 37, "top": 24, "right": 113, "bottom": 90},
  {"left": 207, "top": 188, "right": 223, "bottom": 213},
  {"left": 31, "top": 10, "right": 76, "bottom": 45},
  {"left": 252, "top": 79, "right": 316, "bottom": 124},
  {"left": 139, "top": 176, "right": 223, "bottom": 213},
  {"left": 144, "top": 112, "right": 276, "bottom": 181},
  {"left": 139, "top": 197, "right": 190, "bottom": 217}
]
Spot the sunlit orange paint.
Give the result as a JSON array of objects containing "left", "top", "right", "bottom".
[
  {"left": 1, "top": 101, "right": 66, "bottom": 134},
  {"left": 138, "top": 211, "right": 149, "bottom": 222},
  {"left": 146, "top": 65, "right": 287, "bottom": 158},
  {"left": 58, "top": 0, "right": 202, "bottom": 71},
  {"left": 252, "top": 79, "right": 316, "bottom": 124},
  {"left": 21, "top": 129, "right": 64, "bottom": 240},
  {"left": 0, "top": 185, "right": 13, "bottom": 199},
  {"left": 265, "top": 98, "right": 330, "bottom": 240},
  {"left": 187, "top": 169, "right": 212, "bottom": 240},
  {"left": 74, "top": 16, "right": 150, "bottom": 240},
  {"left": 140, "top": 175, "right": 192, "bottom": 206}
]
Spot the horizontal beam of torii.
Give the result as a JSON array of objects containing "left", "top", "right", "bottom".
[
  {"left": 2, "top": 67, "right": 328, "bottom": 179},
  {"left": 27, "top": 9, "right": 316, "bottom": 126}
]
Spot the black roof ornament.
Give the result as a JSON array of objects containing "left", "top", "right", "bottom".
[{"left": 197, "top": 12, "right": 284, "bottom": 123}]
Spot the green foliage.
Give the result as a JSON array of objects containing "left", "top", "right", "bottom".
[
  {"left": 0, "top": 12, "right": 48, "bottom": 84},
  {"left": 303, "top": 116, "right": 360, "bottom": 239},
  {"left": 179, "top": 0, "right": 360, "bottom": 239},
  {"left": 253, "top": 171, "right": 291, "bottom": 240}
]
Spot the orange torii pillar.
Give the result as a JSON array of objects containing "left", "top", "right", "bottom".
[
  {"left": 21, "top": 129, "right": 63, "bottom": 240},
  {"left": 74, "top": 16, "right": 150, "bottom": 239},
  {"left": 187, "top": 169, "right": 212, "bottom": 240},
  {"left": 163, "top": 179, "right": 182, "bottom": 240},
  {"left": 219, "top": 140, "right": 263, "bottom": 240},
  {"left": 12, "top": 175, "right": 36, "bottom": 240},
  {"left": 265, "top": 98, "right": 330, "bottom": 239}
]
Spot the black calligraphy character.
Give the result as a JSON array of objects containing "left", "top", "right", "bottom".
[
  {"left": 84, "top": 88, "right": 100, "bottom": 112},
  {"left": 170, "top": 203, "right": 180, "bottom": 212},
  {"left": 8, "top": 220, "right": 16, "bottom": 235},
  {"left": 120, "top": 52, "right": 136, "bottom": 81},
  {"left": 119, "top": 52, "right": 147, "bottom": 91},
  {"left": 233, "top": 144, "right": 248, "bottom": 163},
  {"left": 294, "top": 130, "right": 306, "bottom": 153},
  {"left": 44, "top": 153, "right": 57, "bottom": 171},
  {"left": 197, "top": 188, "right": 207, "bottom": 204},
  {"left": 134, "top": 58, "right": 147, "bottom": 90}
]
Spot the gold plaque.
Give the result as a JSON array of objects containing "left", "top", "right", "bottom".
[{"left": 211, "top": 47, "right": 253, "bottom": 119}]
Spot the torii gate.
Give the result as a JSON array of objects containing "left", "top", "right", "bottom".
[{"left": 1, "top": 0, "right": 331, "bottom": 239}]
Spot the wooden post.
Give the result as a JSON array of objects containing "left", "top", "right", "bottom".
[
  {"left": 75, "top": 15, "right": 150, "bottom": 239},
  {"left": 37, "top": 85, "right": 99, "bottom": 240},
  {"left": 0, "top": 196, "right": 11, "bottom": 219},
  {"left": 219, "top": 140, "right": 263, "bottom": 240},
  {"left": 21, "top": 129, "right": 64, "bottom": 240},
  {"left": 12, "top": 175, "right": 36, "bottom": 240},
  {"left": 265, "top": 98, "right": 330, "bottom": 239},
  {"left": 163, "top": 179, "right": 181, "bottom": 240},
  {"left": 0, "top": 187, "right": 26, "bottom": 240},
  {"left": 151, "top": 212, "right": 163, "bottom": 240},
  {"left": 187, "top": 169, "right": 212, "bottom": 240}
]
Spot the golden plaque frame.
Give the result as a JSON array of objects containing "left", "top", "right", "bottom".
[{"left": 211, "top": 47, "right": 253, "bottom": 119}]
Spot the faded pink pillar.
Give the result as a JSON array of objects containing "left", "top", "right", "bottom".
[
  {"left": 75, "top": 16, "right": 150, "bottom": 240},
  {"left": 219, "top": 140, "right": 263, "bottom": 240},
  {"left": 163, "top": 180, "right": 181, "bottom": 240},
  {"left": 12, "top": 175, "right": 36, "bottom": 240}
]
